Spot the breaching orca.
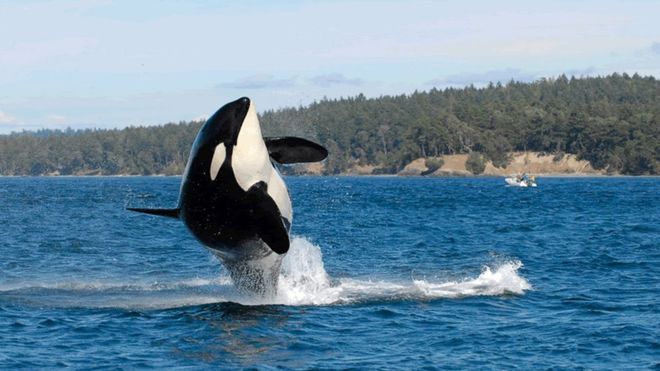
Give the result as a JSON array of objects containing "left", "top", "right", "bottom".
[{"left": 128, "top": 97, "right": 327, "bottom": 296}]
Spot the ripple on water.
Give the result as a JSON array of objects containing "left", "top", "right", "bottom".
[{"left": 0, "top": 177, "right": 658, "bottom": 369}]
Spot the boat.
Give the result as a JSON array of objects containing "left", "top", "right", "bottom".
[{"left": 505, "top": 174, "right": 537, "bottom": 187}]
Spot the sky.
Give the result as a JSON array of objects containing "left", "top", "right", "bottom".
[{"left": 0, "top": 0, "right": 659, "bottom": 133}]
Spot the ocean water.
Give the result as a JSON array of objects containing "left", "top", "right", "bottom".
[{"left": 0, "top": 176, "right": 658, "bottom": 369}]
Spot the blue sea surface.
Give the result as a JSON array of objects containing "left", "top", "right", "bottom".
[{"left": 0, "top": 176, "right": 658, "bottom": 369}]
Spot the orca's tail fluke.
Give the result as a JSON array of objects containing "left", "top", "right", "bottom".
[{"left": 127, "top": 207, "right": 180, "bottom": 219}]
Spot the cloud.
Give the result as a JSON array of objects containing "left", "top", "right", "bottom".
[
  {"left": 46, "top": 114, "right": 67, "bottom": 123},
  {"left": 651, "top": 42, "right": 660, "bottom": 55},
  {"left": 427, "top": 68, "right": 538, "bottom": 87},
  {"left": 309, "top": 73, "right": 364, "bottom": 87},
  {"left": 218, "top": 74, "right": 297, "bottom": 89},
  {"left": 0, "top": 110, "right": 16, "bottom": 124}
]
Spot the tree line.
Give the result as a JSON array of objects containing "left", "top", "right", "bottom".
[{"left": 0, "top": 73, "right": 658, "bottom": 176}]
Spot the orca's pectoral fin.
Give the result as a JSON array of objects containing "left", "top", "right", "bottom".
[
  {"left": 127, "top": 207, "right": 180, "bottom": 219},
  {"left": 264, "top": 137, "right": 328, "bottom": 164},
  {"left": 246, "top": 182, "right": 290, "bottom": 255}
]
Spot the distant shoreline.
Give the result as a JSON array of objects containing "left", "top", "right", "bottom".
[{"left": 0, "top": 151, "right": 654, "bottom": 178}]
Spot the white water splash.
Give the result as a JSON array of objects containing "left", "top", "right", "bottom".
[
  {"left": 252, "top": 237, "right": 531, "bottom": 306},
  {"left": 277, "top": 237, "right": 335, "bottom": 304},
  {"left": 413, "top": 261, "right": 532, "bottom": 298},
  {"left": 1, "top": 237, "right": 531, "bottom": 309}
]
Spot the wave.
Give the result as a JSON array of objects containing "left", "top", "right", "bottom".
[
  {"left": 0, "top": 237, "right": 531, "bottom": 309},
  {"left": 0, "top": 277, "right": 228, "bottom": 293}
]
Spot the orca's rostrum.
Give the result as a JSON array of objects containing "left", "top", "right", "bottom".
[{"left": 128, "top": 97, "right": 327, "bottom": 296}]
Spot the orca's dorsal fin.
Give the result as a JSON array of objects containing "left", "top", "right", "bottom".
[
  {"left": 246, "top": 182, "right": 289, "bottom": 254},
  {"left": 264, "top": 137, "right": 328, "bottom": 164},
  {"left": 127, "top": 207, "right": 180, "bottom": 219}
]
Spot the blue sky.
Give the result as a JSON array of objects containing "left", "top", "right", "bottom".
[{"left": 0, "top": 0, "right": 658, "bottom": 133}]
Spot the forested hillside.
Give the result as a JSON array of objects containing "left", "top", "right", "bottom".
[{"left": 0, "top": 73, "right": 658, "bottom": 175}]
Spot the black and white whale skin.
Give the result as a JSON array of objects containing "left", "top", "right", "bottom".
[{"left": 128, "top": 97, "right": 327, "bottom": 296}]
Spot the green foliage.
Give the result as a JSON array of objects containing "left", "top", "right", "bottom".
[
  {"left": 0, "top": 74, "right": 657, "bottom": 175},
  {"left": 422, "top": 157, "right": 444, "bottom": 175},
  {"left": 465, "top": 152, "right": 486, "bottom": 175},
  {"left": 260, "top": 74, "right": 658, "bottom": 175},
  {"left": 0, "top": 122, "right": 202, "bottom": 176}
]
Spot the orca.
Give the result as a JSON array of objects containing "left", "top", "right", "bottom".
[{"left": 128, "top": 97, "right": 327, "bottom": 296}]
